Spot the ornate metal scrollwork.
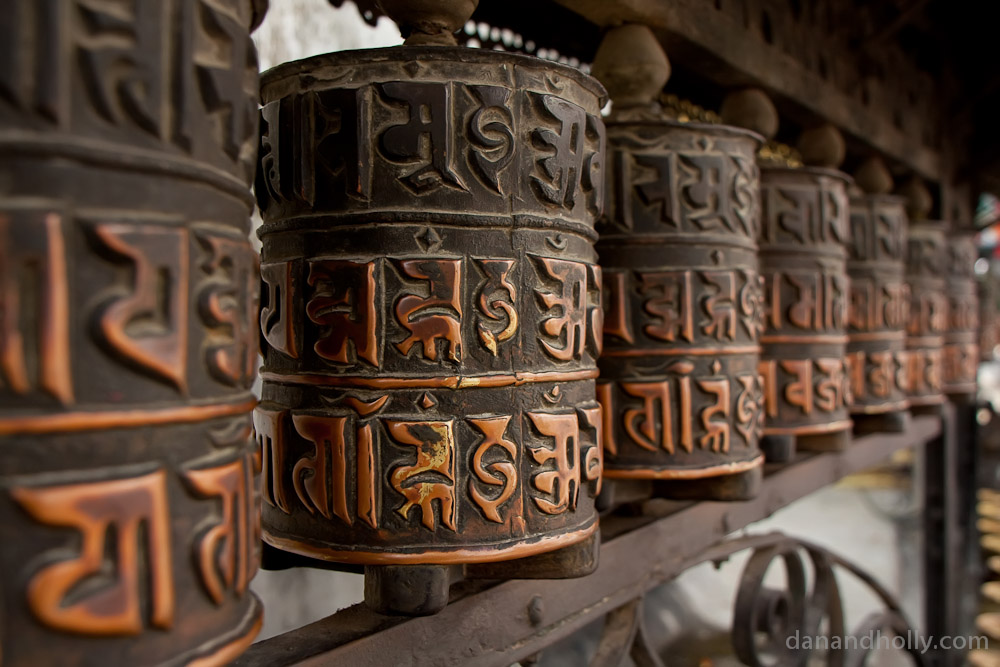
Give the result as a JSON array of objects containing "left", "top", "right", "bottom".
[{"left": 538, "top": 533, "right": 926, "bottom": 667}]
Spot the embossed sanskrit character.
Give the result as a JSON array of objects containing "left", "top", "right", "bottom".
[
  {"left": 641, "top": 270, "right": 694, "bottom": 343},
  {"left": 698, "top": 377, "right": 731, "bottom": 452},
  {"left": 678, "top": 152, "right": 734, "bottom": 232},
  {"left": 596, "top": 382, "right": 618, "bottom": 457},
  {"left": 475, "top": 259, "right": 518, "bottom": 355},
  {"left": 531, "top": 94, "right": 602, "bottom": 212},
  {"left": 869, "top": 350, "right": 895, "bottom": 398},
  {"left": 91, "top": 221, "right": 189, "bottom": 393},
  {"left": 621, "top": 365, "right": 695, "bottom": 454},
  {"left": 254, "top": 407, "right": 291, "bottom": 514},
  {"left": 260, "top": 261, "right": 298, "bottom": 358},
  {"left": 378, "top": 81, "right": 466, "bottom": 193},
  {"left": 183, "top": 453, "right": 258, "bottom": 605},
  {"left": 0, "top": 210, "right": 72, "bottom": 403},
  {"left": 631, "top": 153, "right": 680, "bottom": 227},
  {"left": 602, "top": 269, "right": 634, "bottom": 344},
  {"left": 307, "top": 259, "right": 379, "bottom": 367},
  {"left": 577, "top": 405, "right": 604, "bottom": 495},
  {"left": 196, "top": 229, "right": 258, "bottom": 387},
  {"left": 395, "top": 258, "right": 463, "bottom": 363},
  {"left": 468, "top": 416, "right": 518, "bottom": 523},
  {"left": 527, "top": 411, "right": 581, "bottom": 514},
  {"left": 290, "top": 398, "right": 383, "bottom": 529},
  {"left": 769, "top": 185, "right": 815, "bottom": 244},
  {"left": 786, "top": 272, "right": 821, "bottom": 331},
  {"left": 780, "top": 359, "right": 813, "bottom": 415},
  {"left": 315, "top": 87, "right": 371, "bottom": 200},
  {"left": 701, "top": 271, "right": 737, "bottom": 341},
  {"left": 11, "top": 471, "right": 174, "bottom": 636},
  {"left": 76, "top": 0, "right": 167, "bottom": 137},
  {"left": 466, "top": 85, "right": 515, "bottom": 193},
  {"left": 535, "top": 257, "right": 588, "bottom": 361},
  {"left": 387, "top": 420, "right": 457, "bottom": 531},
  {"left": 815, "top": 359, "right": 847, "bottom": 412}
]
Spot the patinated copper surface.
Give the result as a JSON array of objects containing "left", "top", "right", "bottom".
[
  {"left": 758, "top": 167, "right": 852, "bottom": 450},
  {"left": 903, "top": 221, "right": 947, "bottom": 408},
  {"left": 0, "top": 1, "right": 265, "bottom": 664},
  {"left": 596, "top": 119, "right": 765, "bottom": 485},
  {"left": 846, "top": 194, "right": 910, "bottom": 416},
  {"left": 943, "top": 233, "right": 979, "bottom": 395},
  {"left": 256, "top": 48, "right": 606, "bottom": 565}
]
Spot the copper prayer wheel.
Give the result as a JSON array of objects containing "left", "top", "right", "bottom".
[
  {"left": 943, "top": 232, "right": 980, "bottom": 396},
  {"left": 758, "top": 167, "right": 852, "bottom": 453},
  {"left": 592, "top": 29, "right": 765, "bottom": 500},
  {"left": 255, "top": 31, "right": 607, "bottom": 610},
  {"left": 980, "top": 274, "right": 999, "bottom": 362},
  {"left": 0, "top": 1, "right": 266, "bottom": 664},
  {"left": 903, "top": 220, "right": 948, "bottom": 410},
  {"left": 846, "top": 161, "right": 910, "bottom": 431}
]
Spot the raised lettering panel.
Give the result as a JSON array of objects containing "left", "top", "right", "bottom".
[{"left": 11, "top": 470, "right": 174, "bottom": 636}]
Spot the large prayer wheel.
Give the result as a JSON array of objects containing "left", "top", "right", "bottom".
[
  {"left": 0, "top": 1, "right": 266, "bottom": 664},
  {"left": 255, "top": 17, "right": 607, "bottom": 612},
  {"left": 592, "top": 28, "right": 765, "bottom": 500},
  {"left": 943, "top": 232, "right": 979, "bottom": 396},
  {"left": 846, "top": 158, "right": 910, "bottom": 431},
  {"left": 758, "top": 166, "right": 852, "bottom": 453}
]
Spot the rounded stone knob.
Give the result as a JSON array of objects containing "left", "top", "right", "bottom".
[
  {"left": 797, "top": 124, "right": 845, "bottom": 169},
  {"left": 376, "top": 0, "right": 478, "bottom": 45},
  {"left": 898, "top": 176, "right": 933, "bottom": 221},
  {"left": 854, "top": 156, "right": 894, "bottom": 195},
  {"left": 591, "top": 24, "right": 670, "bottom": 116},
  {"left": 720, "top": 88, "right": 778, "bottom": 140}
]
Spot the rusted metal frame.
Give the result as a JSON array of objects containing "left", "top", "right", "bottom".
[
  {"left": 237, "top": 415, "right": 941, "bottom": 667},
  {"left": 547, "top": 0, "right": 942, "bottom": 180}
]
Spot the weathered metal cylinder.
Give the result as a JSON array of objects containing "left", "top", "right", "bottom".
[
  {"left": 0, "top": 1, "right": 266, "bottom": 664},
  {"left": 255, "top": 49, "right": 606, "bottom": 565},
  {"left": 943, "top": 233, "right": 979, "bottom": 395},
  {"left": 903, "top": 221, "right": 948, "bottom": 408},
  {"left": 980, "top": 275, "right": 999, "bottom": 362},
  {"left": 757, "top": 167, "right": 852, "bottom": 451},
  {"left": 846, "top": 194, "right": 910, "bottom": 418},
  {"left": 596, "top": 119, "right": 765, "bottom": 488}
]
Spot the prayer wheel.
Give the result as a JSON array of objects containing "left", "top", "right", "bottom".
[
  {"left": 0, "top": 1, "right": 267, "bottom": 664},
  {"left": 846, "top": 157, "right": 910, "bottom": 432},
  {"left": 980, "top": 275, "right": 999, "bottom": 363},
  {"left": 255, "top": 0, "right": 606, "bottom": 614},
  {"left": 742, "top": 117, "right": 854, "bottom": 459},
  {"left": 900, "top": 178, "right": 947, "bottom": 412},
  {"left": 757, "top": 166, "right": 852, "bottom": 455},
  {"left": 943, "top": 232, "right": 980, "bottom": 396},
  {"left": 592, "top": 27, "right": 765, "bottom": 501}
]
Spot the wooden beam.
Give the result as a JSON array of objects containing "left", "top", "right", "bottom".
[{"left": 549, "top": 0, "right": 942, "bottom": 180}]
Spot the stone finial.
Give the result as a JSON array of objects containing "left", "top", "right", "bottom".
[
  {"left": 376, "top": 0, "right": 478, "bottom": 46},
  {"left": 854, "top": 156, "right": 894, "bottom": 195},
  {"left": 797, "top": 124, "right": 845, "bottom": 169},
  {"left": 591, "top": 24, "right": 670, "bottom": 119},
  {"left": 898, "top": 176, "right": 933, "bottom": 221},
  {"left": 720, "top": 88, "right": 778, "bottom": 140}
]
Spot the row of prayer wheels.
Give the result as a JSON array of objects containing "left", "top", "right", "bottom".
[
  {"left": 253, "top": 11, "right": 983, "bottom": 616},
  {"left": 0, "top": 0, "right": 985, "bottom": 663}
]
